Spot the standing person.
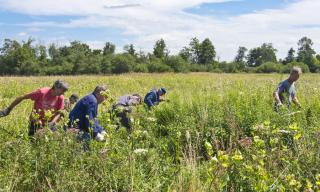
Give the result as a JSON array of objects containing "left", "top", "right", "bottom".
[
  {"left": 112, "top": 94, "right": 142, "bottom": 131},
  {"left": 144, "top": 87, "right": 167, "bottom": 108},
  {"left": 64, "top": 93, "right": 79, "bottom": 112},
  {"left": 68, "top": 85, "right": 108, "bottom": 142},
  {"left": 0, "top": 80, "right": 68, "bottom": 136},
  {"left": 273, "top": 67, "right": 302, "bottom": 112}
]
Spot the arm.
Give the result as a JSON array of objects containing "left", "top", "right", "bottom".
[
  {"left": 292, "top": 97, "right": 301, "bottom": 108},
  {"left": 48, "top": 97, "right": 65, "bottom": 128},
  {"left": 0, "top": 94, "right": 32, "bottom": 117},
  {"left": 273, "top": 91, "right": 283, "bottom": 106},
  {"left": 291, "top": 88, "right": 301, "bottom": 108},
  {"left": 273, "top": 83, "right": 285, "bottom": 106},
  {"left": 84, "top": 101, "right": 103, "bottom": 135},
  {"left": 145, "top": 93, "right": 155, "bottom": 107},
  {"left": 127, "top": 97, "right": 140, "bottom": 106}
]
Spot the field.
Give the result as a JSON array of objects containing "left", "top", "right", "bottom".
[{"left": 0, "top": 73, "right": 319, "bottom": 191}]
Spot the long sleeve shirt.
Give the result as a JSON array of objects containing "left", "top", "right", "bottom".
[
  {"left": 69, "top": 93, "right": 103, "bottom": 136},
  {"left": 144, "top": 89, "right": 160, "bottom": 107}
]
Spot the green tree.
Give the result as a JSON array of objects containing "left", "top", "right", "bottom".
[
  {"left": 283, "top": 47, "right": 295, "bottom": 65},
  {"left": 165, "top": 55, "right": 189, "bottom": 72},
  {"left": 0, "top": 38, "right": 39, "bottom": 75},
  {"left": 199, "top": 38, "right": 216, "bottom": 65},
  {"left": 234, "top": 46, "right": 248, "bottom": 71},
  {"left": 297, "top": 37, "right": 317, "bottom": 72},
  {"left": 179, "top": 46, "right": 192, "bottom": 63},
  {"left": 247, "top": 43, "right": 277, "bottom": 67},
  {"left": 189, "top": 37, "right": 201, "bottom": 64},
  {"left": 111, "top": 54, "right": 135, "bottom": 74},
  {"left": 234, "top": 46, "right": 247, "bottom": 63},
  {"left": 153, "top": 39, "right": 168, "bottom": 59},
  {"left": 124, "top": 44, "right": 136, "bottom": 57},
  {"left": 103, "top": 42, "right": 115, "bottom": 56}
]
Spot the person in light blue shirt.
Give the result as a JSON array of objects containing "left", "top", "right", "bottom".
[
  {"left": 112, "top": 94, "right": 142, "bottom": 132},
  {"left": 273, "top": 67, "right": 302, "bottom": 111},
  {"left": 144, "top": 87, "right": 167, "bottom": 108}
]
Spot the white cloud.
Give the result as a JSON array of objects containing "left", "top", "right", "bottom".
[
  {"left": 1, "top": 0, "right": 320, "bottom": 60},
  {"left": 18, "top": 32, "right": 27, "bottom": 36}
]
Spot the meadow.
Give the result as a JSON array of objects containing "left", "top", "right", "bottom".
[{"left": 0, "top": 73, "right": 319, "bottom": 191}]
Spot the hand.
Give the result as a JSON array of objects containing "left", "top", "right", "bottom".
[
  {"left": 124, "top": 107, "right": 132, "bottom": 113},
  {"left": 0, "top": 107, "right": 11, "bottom": 117},
  {"left": 277, "top": 102, "right": 283, "bottom": 107},
  {"left": 95, "top": 132, "right": 106, "bottom": 142},
  {"left": 297, "top": 103, "right": 302, "bottom": 109},
  {"left": 48, "top": 122, "right": 57, "bottom": 131}
]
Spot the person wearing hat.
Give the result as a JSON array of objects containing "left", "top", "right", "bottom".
[
  {"left": 144, "top": 87, "right": 167, "bottom": 108},
  {"left": 0, "top": 80, "right": 68, "bottom": 136},
  {"left": 112, "top": 93, "right": 142, "bottom": 132},
  {"left": 68, "top": 85, "right": 109, "bottom": 142},
  {"left": 273, "top": 66, "right": 302, "bottom": 112}
]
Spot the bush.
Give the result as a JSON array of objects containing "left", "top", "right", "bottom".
[
  {"left": 281, "top": 61, "right": 310, "bottom": 73},
  {"left": 111, "top": 54, "right": 135, "bottom": 74},
  {"left": 165, "top": 56, "right": 189, "bottom": 72},
  {"left": 133, "top": 63, "right": 149, "bottom": 73},
  {"left": 147, "top": 58, "right": 173, "bottom": 73},
  {"left": 256, "top": 62, "right": 282, "bottom": 73}
]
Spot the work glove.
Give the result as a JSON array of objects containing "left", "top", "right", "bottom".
[
  {"left": 0, "top": 107, "right": 11, "bottom": 117},
  {"left": 95, "top": 132, "right": 106, "bottom": 142}
]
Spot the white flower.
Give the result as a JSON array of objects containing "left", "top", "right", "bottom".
[
  {"left": 133, "top": 148, "right": 148, "bottom": 155},
  {"left": 211, "top": 155, "right": 218, "bottom": 162},
  {"left": 147, "top": 117, "right": 156, "bottom": 122}
]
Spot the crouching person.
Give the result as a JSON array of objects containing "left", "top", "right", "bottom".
[
  {"left": 0, "top": 80, "right": 68, "bottom": 137},
  {"left": 112, "top": 94, "right": 142, "bottom": 132},
  {"left": 144, "top": 87, "right": 167, "bottom": 108},
  {"left": 68, "top": 85, "right": 108, "bottom": 144}
]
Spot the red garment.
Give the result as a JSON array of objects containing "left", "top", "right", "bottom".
[{"left": 27, "top": 87, "right": 64, "bottom": 124}]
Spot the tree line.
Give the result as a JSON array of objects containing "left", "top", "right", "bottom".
[{"left": 0, "top": 36, "right": 319, "bottom": 75}]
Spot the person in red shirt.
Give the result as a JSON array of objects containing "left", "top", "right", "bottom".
[{"left": 0, "top": 80, "right": 68, "bottom": 136}]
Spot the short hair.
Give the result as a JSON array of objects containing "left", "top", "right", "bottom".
[
  {"left": 132, "top": 93, "right": 142, "bottom": 102},
  {"left": 290, "top": 66, "right": 302, "bottom": 75},
  {"left": 70, "top": 93, "right": 79, "bottom": 101},
  {"left": 93, "top": 85, "right": 108, "bottom": 95},
  {"left": 53, "top": 80, "right": 68, "bottom": 91}
]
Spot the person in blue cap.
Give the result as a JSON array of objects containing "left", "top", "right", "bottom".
[{"left": 144, "top": 87, "right": 167, "bottom": 108}]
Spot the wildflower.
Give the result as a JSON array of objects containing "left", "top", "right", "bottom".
[
  {"left": 211, "top": 155, "right": 218, "bottom": 163},
  {"left": 185, "top": 131, "right": 190, "bottom": 141},
  {"left": 133, "top": 148, "right": 148, "bottom": 155},
  {"left": 231, "top": 150, "right": 243, "bottom": 161},
  {"left": 147, "top": 117, "right": 156, "bottom": 122}
]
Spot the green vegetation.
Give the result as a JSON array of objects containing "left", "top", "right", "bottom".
[
  {"left": 0, "top": 74, "right": 319, "bottom": 191},
  {"left": 1, "top": 36, "right": 320, "bottom": 75}
]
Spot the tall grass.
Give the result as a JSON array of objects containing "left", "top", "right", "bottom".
[{"left": 0, "top": 73, "right": 319, "bottom": 191}]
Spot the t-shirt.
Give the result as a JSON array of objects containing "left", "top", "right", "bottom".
[
  {"left": 275, "top": 79, "right": 296, "bottom": 105},
  {"left": 27, "top": 87, "right": 64, "bottom": 123},
  {"left": 117, "top": 95, "right": 140, "bottom": 106}
]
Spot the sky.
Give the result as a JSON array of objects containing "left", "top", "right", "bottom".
[{"left": 0, "top": 0, "right": 319, "bottom": 61}]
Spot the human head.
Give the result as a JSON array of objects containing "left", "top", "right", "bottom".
[
  {"left": 132, "top": 93, "right": 142, "bottom": 104},
  {"left": 158, "top": 87, "right": 166, "bottom": 96},
  {"left": 69, "top": 93, "right": 79, "bottom": 104},
  {"left": 52, "top": 80, "right": 68, "bottom": 96},
  {"left": 289, "top": 66, "right": 302, "bottom": 82},
  {"left": 93, "top": 85, "right": 109, "bottom": 104}
]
